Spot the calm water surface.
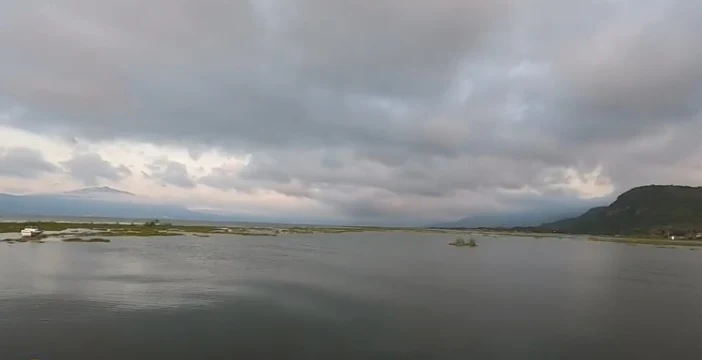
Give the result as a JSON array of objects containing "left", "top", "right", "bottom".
[{"left": 1, "top": 233, "right": 701, "bottom": 359}]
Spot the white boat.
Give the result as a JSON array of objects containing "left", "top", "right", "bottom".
[{"left": 20, "top": 226, "right": 44, "bottom": 237}]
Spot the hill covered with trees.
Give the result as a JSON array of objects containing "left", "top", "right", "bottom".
[{"left": 540, "top": 185, "right": 702, "bottom": 237}]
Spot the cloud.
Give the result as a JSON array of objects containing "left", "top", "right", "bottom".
[
  {"left": 0, "top": 0, "right": 701, "bottom": 224},
  {"left": 61, "top": 152, "right": 132, "bottom": 186},
  {"left": 0, "top": 147, "right": 59, "bottom": 178},
  {"left": 145, "top": 159, "right": 196, "bottom": 188},
  {"left": 553, "top": 1, "right": 702, "bottom": 143}
]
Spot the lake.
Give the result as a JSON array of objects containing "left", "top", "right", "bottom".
[{"left": 1, "top": 232, "right": 701, "bottom": 359}]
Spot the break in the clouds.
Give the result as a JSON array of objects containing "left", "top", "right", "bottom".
[{"left": 0, "top": 0, "right": 701, "bottom": 225}]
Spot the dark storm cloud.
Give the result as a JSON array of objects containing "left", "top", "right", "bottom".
[
  {"left": 1, "top": 0, "right": 701, "bottom": 222},
  {"left": 271, "top": 0, "right": 511, "bottom": 99},
  {"left": 0, "top": 147, "right": 59, "bottom": 178},
  {"left": 201, "top": 149, "right": 559, "bottom": 205},
  {"left": 61, "top": 153, "right": 131, "bottom": 185},
  {"left": 0, "top": 0, "right": 510, "bottom": 147}
]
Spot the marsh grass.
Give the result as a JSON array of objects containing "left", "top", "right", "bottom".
[
  {"left": 0, "top": 221, "right": 480, "bottom": 240},
  {"left": 0, "top": 221, "right": 423, "bottom": 239}
]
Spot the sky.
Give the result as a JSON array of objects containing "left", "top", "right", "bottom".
[{"left": 0, "top": 0, "right": 701, "bottom": 225}]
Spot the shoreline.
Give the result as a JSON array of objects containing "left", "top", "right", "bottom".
[
  {"left": 0, "top": 220, "right": 461, "bottom": 240},
  {"left": 586, "top": 236, "right": 702, "bottom": 247},
  {"left": 3, "top": 221, "right": 702, "bottom": 249}
]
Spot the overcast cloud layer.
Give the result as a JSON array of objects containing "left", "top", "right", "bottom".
[{"left": 0, "top": 0, "right": 701, "bottom": 225}]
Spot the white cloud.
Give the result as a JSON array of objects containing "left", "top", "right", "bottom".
[{"left": 0, "top": 122, "right": 619, "bottom": 224}]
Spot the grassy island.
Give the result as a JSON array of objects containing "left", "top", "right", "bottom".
[{"left": 449, "top": 237, "right": 478, "bottom": 247}]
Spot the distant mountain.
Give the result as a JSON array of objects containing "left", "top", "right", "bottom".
[
  {"left": 540, "top": 185, "right": 702, "bottom": 235},
  {"left": 0, "top": 187, "right": 247, "bottom": 222},
  {"left": 433, "top": 205, "right": 594, "bottom": 229},
  {"left": 434, "top": 212, "right": 573, "bottom": 229},
  {"left": 63, "top": 186, "right": 135, "bottom": 197}
]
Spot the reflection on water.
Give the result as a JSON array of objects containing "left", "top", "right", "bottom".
[{"left": 1, "top": 233, "right": 702, "bottom": 359}]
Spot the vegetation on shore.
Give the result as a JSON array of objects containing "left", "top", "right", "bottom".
[
  {"left": 0, "top": 220, "right": 445, "bottom": 239},
  {"left": 587, "top": 236, "right": 702, "bottom": 247},
  {"left": 2, "top": 218, "right": 701, "bottom": 251}
]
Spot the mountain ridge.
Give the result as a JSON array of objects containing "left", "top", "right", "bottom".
[
  {"left": 432, "top": 208, "right": 589, "bottom": 228},
  {"left": 62, "top": 186, "right": 135, "bottom": 197},
  {"left": 431, "top": 197, "right": 607, "bottom": 229},
  {"left": 0, "top": 187, "right": 336, "bottom": 225},
  {"left": 0, "top": 186, "right": 242, "bottom": 222},
  {"left": 540, "top": 184, "right": 702, "bottom": 235}
]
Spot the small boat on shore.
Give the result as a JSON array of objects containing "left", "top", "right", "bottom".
[{"left": 20, "top": 226, "right": 44, "bottom": 237}]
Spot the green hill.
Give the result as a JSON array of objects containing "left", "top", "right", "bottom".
[{"left": 541, "top": 185, "right": 702, "bottom": 236}]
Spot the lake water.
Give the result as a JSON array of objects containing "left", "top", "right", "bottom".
[{"left": 1, "top": 233, "right": 701, "bottom": 359}]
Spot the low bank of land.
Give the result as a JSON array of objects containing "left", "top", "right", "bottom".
[
  {"left": 4, "top": 221, "right": 702, "bottom": 250},
  {"left": 0, "top": 220, "right": 447, "bottom": 242}
]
